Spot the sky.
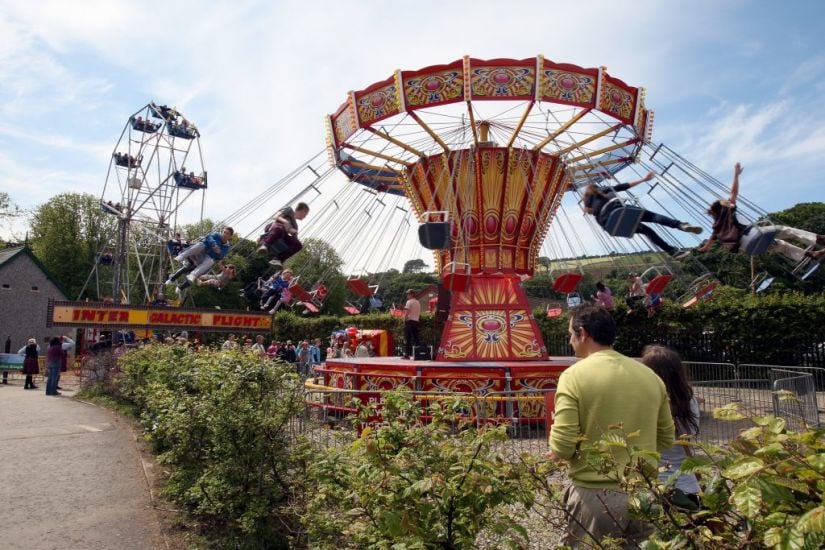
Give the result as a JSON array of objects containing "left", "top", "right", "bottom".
[{"left": 1, "top": 0, "right": 824, "bottom": 271}]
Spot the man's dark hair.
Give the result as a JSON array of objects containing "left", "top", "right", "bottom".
[
  {"left": 224, "top": 226, "right": 234, "bottom": 235},
  {"left": 569, "top": 303, "right": 616, "bottom": 346},
  {"left": 296, "top": 202, "right": 310, "bottom": 212}
]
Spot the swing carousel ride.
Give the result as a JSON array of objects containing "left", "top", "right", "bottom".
[{"left": 305, "top": 55, "right": 812, "bottom": 418}]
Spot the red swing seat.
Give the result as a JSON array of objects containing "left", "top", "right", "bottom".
[
  {"left": 645, "top": 274, "right": 673, "bottom": 296},
  {"left": 552, "top": 273, "right": 583, "bottom": 294},
  {"left": 546, "top": 304, "right": 563, "bottom": 318},
  {"left": 442, "top": 262, "right": 470, "bottom": 292},
  {"left": 347, "top": 277, "right": 377, "bottom": 297},
  {"left": 343, "top": 302, "right": 361, "bottom": 315}
]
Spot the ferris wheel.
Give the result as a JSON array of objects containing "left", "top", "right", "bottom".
[{"left": 79, "top": 102, "right": 207, "bottom": 304}]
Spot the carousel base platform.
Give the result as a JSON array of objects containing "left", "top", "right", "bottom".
[{"left": 307, "top": 356, "right": 577, "bottom": 423}]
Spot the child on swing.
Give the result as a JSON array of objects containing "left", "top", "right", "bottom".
[
  {"left": 260, "top": 269, "right": 294, "bottom": 314},
  {"left": 197, "top": 263, "right": 236, "bottom": 289}
]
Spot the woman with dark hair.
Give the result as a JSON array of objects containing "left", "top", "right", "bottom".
[
  {"left": 640, "top": 344, "right": 700, "bottom": 508},
  {"left": 698, "top": 162, "right": 825, "bottom": 262},
  {"left": 582, "top": 171, "right": 702, "bottom": 260},
  {"left": 17, "top": 338, "right": 40, "bottom": 390}
]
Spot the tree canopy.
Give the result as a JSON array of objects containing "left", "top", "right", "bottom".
[{"left": 29, "top": 192, "right": 116, "bottom": 298}]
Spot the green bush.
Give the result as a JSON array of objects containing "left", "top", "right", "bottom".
[
  {"left": 116, "top": 344, "right": 306, "bottom": 546},
  {"left": 305, "top": 392, "right": 533, "bottom": 548}
]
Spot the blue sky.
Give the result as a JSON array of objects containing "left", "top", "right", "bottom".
[{"left": 1, "top": 0, "right": 824, "bottom": 268}]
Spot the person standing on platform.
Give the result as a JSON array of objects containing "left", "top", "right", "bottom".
[
  {"left": 549, "top": 304, "right": 675, "bottom": 548},
  {"left": 402, "top": 289, "right": 421, "bottom": 359}
]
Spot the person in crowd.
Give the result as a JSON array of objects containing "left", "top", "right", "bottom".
[
  {"left": 250, "top": 335, "right": 266, "bottom": 356},
  {"left": 402, "top": 289, "right": 421, "bottom": 359},
  {"left": 640, "top": 345, "right": 701, "bottom": 510},
  {"left": 4, "top": 335, "right": 12, "bottom": 384},
  {"left": 18, "top": 337, "right": 40, "bottom": 390},
  {"left": 279, "top": 341, "right": 297, "bottom": 364},
  {"left": 297, "top": 341, "right": 312, "bottom": 377},
  {"left": 581, "top": 170, "right": 702, "bottom": 260},
  {"left": 591, "top": 281, "right": 614, "bottom": 309},
  {"left": 626, "top": 273, "right": 645, "bottom": 308},
  {"left": 197, "top": 263, "right": 236, "bottom": 289},
  {"left": 166, "top": 227, "right": 234, "bottom": 295},
  {"left": 257, "top": 202, "right": 310, "bottom": 269},
  {"left": 698, "top": 162, "right": 825, "bottom": 263},
  {"left": 266, "top": 340, "right": 279, "bottom": 359},
  {"left": 309, "top": 338, "right": 322, "bottom": 367},
  {"left": 45, "top": 337, "right": 63, "bottom": 396},
  {"left": 56, "top": 334, "right": 75, "bottom": 391},
  {"left": 549, "top": 304, "right": 674, "bottom": 547},
  {"left": 221, "top": 334, "right": 237, "bottom": 350},
  {"left": 260, "top": 269, "right": 294, "bottom": 314}
]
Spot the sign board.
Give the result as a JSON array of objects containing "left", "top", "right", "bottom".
[{"left": 47, "top": 300, "right": 272, "bottom": 333}]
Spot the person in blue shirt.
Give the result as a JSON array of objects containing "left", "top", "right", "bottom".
[
  {"left": 166, "top": 227, "right": 234, "bottom": 295},
  {"left": 309, "top": 338, "right": 322, "bottom": 368}
]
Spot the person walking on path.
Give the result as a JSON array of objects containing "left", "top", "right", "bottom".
[
  {"left": 18, "top": 337, "right": 40, "bottom": 390},
  {"left": 402, "top": 289, "right": 421, "bottom": 359},
  {"left": 549, "top": 304, "right": 675, "bottom": 547}
]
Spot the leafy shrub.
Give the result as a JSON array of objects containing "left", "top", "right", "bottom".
[
  {"left": 305, "top": 392, "right": 533, "bottom": 548},
  {"left": 572, "top": 403, "right": 825, "bottom": 549},
  {"left": 116, "top": 344, "right": 306, "bottom": 546}
]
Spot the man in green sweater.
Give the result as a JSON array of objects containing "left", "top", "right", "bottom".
[{"left": 549, "top": 304, "right": 675, "bottom": 547}]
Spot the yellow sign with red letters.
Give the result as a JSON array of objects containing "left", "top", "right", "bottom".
[{"left": 48, "top": 300, "right": 272, "bottom": 333}]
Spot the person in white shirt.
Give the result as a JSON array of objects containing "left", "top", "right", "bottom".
[{"left": 403, "top": 289, "right": 421, "bottom": 359}]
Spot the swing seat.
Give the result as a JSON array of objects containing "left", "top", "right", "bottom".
[
  {"left": 739, "top": 226, "right": 778, "bottom": 256},
  {"left": 552, "top": 273, "right": 583, "bottom": 293},
  {"left": 418, "top": 211, "right": 451, "bottom": 250},
  {"left": 601, "top": 199, "right": 644, "bottom": 238},
  {"left": 289, "top": 283, "right": 313, "bottom": 303},
  {"left": 344, "top": 303, "right": 361, "bottom": 315},
  {"left": 645, "top": 274, "right": 673, "bottom": 296},
  {"left": 347, "top": 277, "right": 377, "bottom": 297},
  {"left": 442, "top": 262, "right": 470, "bottom": 292},
  {"left": 680, "top": 280, "right": 718, "bottom": 308},
  {"left": 368, "top": 296, "right": 383, "bottom": 309},
  {"left": 301, "top": 302, "right": 320, "bottom": 314},
  {"left": 546, "top": 304, "right": 563, "bottom": 318},
  {"left": 566, "top": 293, "right": 582, "bottom": 308},
  {"left": 390, "top": 307, "right": 405, "bottom": 318}
]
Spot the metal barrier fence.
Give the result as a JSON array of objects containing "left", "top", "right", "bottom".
[
  {"left": 770, "top": 369, "right": 819, "bottom": 431},
  {"left": 304, "top": 362, "right": 824, "bottom": 452},
  {"left": 302, "top": 388, "right": 555, "bottom": 456}
]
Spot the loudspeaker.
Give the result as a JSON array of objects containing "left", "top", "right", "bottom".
[{"left": 413, "top": 346, "right": 432, "bottom": 361}]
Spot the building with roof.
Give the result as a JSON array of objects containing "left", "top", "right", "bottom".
[{"left": 0, "top": 246, "right": 71, "bottom": 353}]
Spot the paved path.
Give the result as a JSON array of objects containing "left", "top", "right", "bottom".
[{"left": 0, "top": 375, "right": 164, "bottom": 549}]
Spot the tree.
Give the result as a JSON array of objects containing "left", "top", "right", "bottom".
[
  {"left": 403, "top": 258, "right": 428, "bottom": 274},
  {"left": 29, "top": 192, "right": 116, "bottom": 298},
  {"left": 773, "top": 202, "right": 825, "bottom": 235}
]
